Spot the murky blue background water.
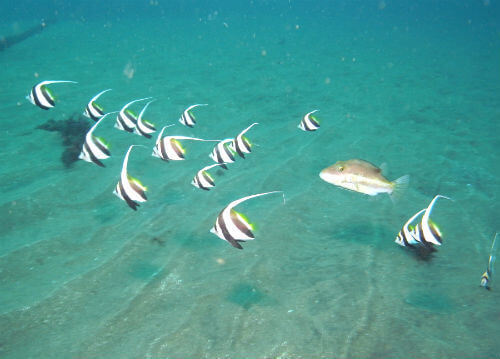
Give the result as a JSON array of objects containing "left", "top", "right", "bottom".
[{"left": 1, "top": 1, "right": 499, "bottom": 358}]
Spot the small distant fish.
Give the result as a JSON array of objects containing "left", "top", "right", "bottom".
[
  {"left": 79, "top": 111, "right": 117, "bottom": 167},
  {"left": 134, "top": 100, "right": 156, "bottom": 138},
  {"left": 210, "top": 191, "right": 285, "bottom": 249},
  {"left": 229, "top": 122, "right": 258, "bottom": 158},
  {"left": 191, "top": 163, "right": 225, "bottom": 191},
  {"left": 152, "top": 129, "right": 218, "bottom": 161},
  {"left": 395, "top": 195, "right": 451, "bottom": 252},
  {"left": 115, "top": 97, "right": 152, "bottom": 132},
  {"left": 319, "top": 159, "right": 409, "bottom": 199},
  {"left": 83, "top": 89, "right": 112, "bottom": 121},
  {"left": 298, "top": 110, "right": 320, "bottom": 131},
  {"left": 179, "top": 104, "right": 207, "bottom": 127},
  {"left": 481, "top": 233, "right": 498, "bottom": 290},
  {"left": 113, "top": 145, "right": 147, "bottom": 210},
  {"left": 210, "top": 139, "right": 236, "bottom": 169},
  {"left": 27, "top": 80, "right": 77, "bottom": 110}
]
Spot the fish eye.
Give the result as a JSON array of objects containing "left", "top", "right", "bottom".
[{"left": 338, "top": 166, "right": 344, "bottom": 172}]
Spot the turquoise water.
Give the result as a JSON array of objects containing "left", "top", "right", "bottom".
[{"left": 1, "top": 1, "right": 499, "bottom": 358}]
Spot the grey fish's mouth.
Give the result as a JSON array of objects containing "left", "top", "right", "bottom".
[{"left": 319, "top": 171, "right": 332, "bottom": 183}]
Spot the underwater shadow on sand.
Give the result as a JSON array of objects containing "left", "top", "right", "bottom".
[
  {"left": 36, "top": 113, "right": 91, "bottom": 168},
  {"left": 226, "top": 283, "right": 278, "bottom": 310}
]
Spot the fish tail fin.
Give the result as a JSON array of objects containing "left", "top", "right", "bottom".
[{"left": 390, "top": 174, "right": 410, "bottom": 202}]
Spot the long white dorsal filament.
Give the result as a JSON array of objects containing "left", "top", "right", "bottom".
[
  {"left": 122, "top": 97, "right": 153, "bottom": 110},
  {"left": 225, "top": 191, "right": 285, "bottom": 213},
  {"left": 421, "top": 195, "right": 452, "bottom": 245},
  {"left": 169, "top": 136, "right": 220, "bottom": 142},
  {"left": 185, "top": 103, "right": 208, "bottom": 112},
  {"left": 138, "top": 100, "right": 156, "bottom": 121},
  {"left": 200, "top": 163, "right": 225, "bottom": 173},
  {"left": 87, "top": 111, "right": 119, "bottom": 137},
  {"left": 39, "top": 80, "right": 78, "bottom": 86},
  {"left": 238, "top": 122, "right": 259, "bottom": 136},
  {"left": 121, "top": 144, "right": 146, "bottom": 178},
  {"left": 155, "top": 124, "right": 176, "bottom": 143},
  {"left": 89, "top": 88, "right": 112, "bottom": 103}
]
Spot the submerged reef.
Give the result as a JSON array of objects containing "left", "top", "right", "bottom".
[{"left": 36, "top": 113, "right": 91, "bottom": 168}]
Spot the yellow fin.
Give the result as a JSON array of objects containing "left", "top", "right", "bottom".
[
  {"left": 128, "top": 175, "right": 147, "bottom": 191},
  {"left": 232, "top": 210, "right": 254, "bottom": 231}
]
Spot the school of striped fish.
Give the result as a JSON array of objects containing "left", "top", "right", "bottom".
[{"left": 27, "top": 80, "right": 497, "bottom": 290}]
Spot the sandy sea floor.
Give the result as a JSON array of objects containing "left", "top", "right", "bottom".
[{"left": 0, "top": 7, "right": 499, "bottom": 359}]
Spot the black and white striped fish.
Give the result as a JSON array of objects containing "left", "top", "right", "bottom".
[
  {"left": 27, "top": 80, "right": 77, "bottom": 110},
  {"left": 209, "top": 139, "right": 235, "bottom": 169},
  {"left": 298, "top": 109, "right": 320, "bottom": 131},
  {"left": 210, "top": 191, "right": 285, "bottom": 249},
  {"left": 152, "top": 124, "right": 175, "bottom": 159},
  {"left": 78, "top": 112, "right": 117, "bottom": 167},
  {"left": 395, "top": 208, "right": 426, "bottom": 248},
  {"left": 153, "top": 130, "right": 218, "bottom": 162},
  {"left": 134, "top": 100, "right": 156, "bottom": 138},
  {"left": 179, "top": 104, "right": 208, "bottom": 127},
  {"left": 481, "top": 233, "right": 498, "bottom": 290},
  {"left": 191, "top": 163, "right": 225, "bottom": 191},
  {"left": 115, "top": 97, "right": 152, "bottom": 133},
  {"left": 113, "top": 145, "right": 147, "bottom": 211},
  {"left": 229, "top": 122, "right": 258, "bottom": 158},
  {"left": 395, "top": 195, "right": 451, "bottom": 250},
  {"left": 83, "top": 89, "right": 112, "bottom": 121}
]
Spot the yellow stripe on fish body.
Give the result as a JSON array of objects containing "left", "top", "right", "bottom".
[
  {"left": 233, "top": 210, "right": 254, "bottom": 232},
  {"left": 126, "top": 109, "right": 137, "bottom": 119},
  {"left": 43, "top": 86, "right": 55, "bottom": 102},
  {"left": 172, "top": 138, "right": 185, "bottom": 153},
  {"left": 128, "top": 175, "right": 147, "bottom": 191},
  {"left": 95, "top": 136, "right": 110, "bottom": 148},
  {"left": 93, "top": 102, "right": 104, "bottom": 113}
]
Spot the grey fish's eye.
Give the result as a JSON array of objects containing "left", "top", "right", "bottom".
[{"left": 338, "top": 166, "right": 344, "bottom": 172}]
